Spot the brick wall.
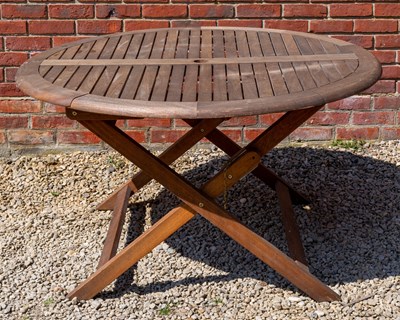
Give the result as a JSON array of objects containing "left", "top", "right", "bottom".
[{"left": 1, "top": 1, "right": 399, "bottom": 152}]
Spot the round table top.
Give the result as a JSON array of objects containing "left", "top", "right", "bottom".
[{"left": 17, "top": 27, "right": 381, "bottom": 119}]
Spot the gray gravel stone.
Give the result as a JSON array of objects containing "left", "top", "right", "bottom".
[{"left": 1, "top": 142, "right": 400, "bottom": 319}]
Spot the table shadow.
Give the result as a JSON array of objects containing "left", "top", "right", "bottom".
[{"left": 99, "top": 147, "right": 400, "bottom": 299}]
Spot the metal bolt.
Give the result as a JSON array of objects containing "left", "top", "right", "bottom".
[
  {"left": 200, "top": 128, "right": 205, "bottom": 132},
  {"left": 71, "top": 111, "right": 77, "bottom": 116},
  {"left": 227, "top": 174, "right": 233, "bottom": 179},
  {"left": 198, "top": 202, "right": 204, "bottom": 208}
]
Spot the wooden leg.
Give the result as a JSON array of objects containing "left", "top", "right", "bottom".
[
  {"left": 97, "top": 118, "right": 225, "bottom": 210},
  {"left": 275, "top": 181, "right": 308, "bottom": 267},
  {"left": 68, "top": 206, "right": 195, "bottom": 300},
  {"left": 97, "top": 185, "right": 131, "bottom": 269}
]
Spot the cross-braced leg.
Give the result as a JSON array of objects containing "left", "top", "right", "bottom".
[
  {"left": 96, "top": 118, "right": 225, "bottom": 210},
  {"left": 69, "top": 106, "right": 339, "bottom": 302}
]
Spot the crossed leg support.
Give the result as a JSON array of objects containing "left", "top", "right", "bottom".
[{"left": 66, "top": 106, "right": 340, "bottom": 302}]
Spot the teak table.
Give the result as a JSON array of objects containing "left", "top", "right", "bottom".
[{"left": 17, "top": 27, "right": 381, "bottom": 302}]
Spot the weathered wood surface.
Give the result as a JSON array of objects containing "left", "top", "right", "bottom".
[{"left": 17, "top": 27, "right": 381, "bottom": 119}]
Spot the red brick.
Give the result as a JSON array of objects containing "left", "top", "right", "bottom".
[
  {"left": 150, "top": 129, "right": 188, "bottom": 143},
  {"left": 125, "top": 130, "right": 146, "bottom": 143},
  {"left": 58, "top": 130, "right": 101, "bottom": 144},
  {"left": 0, "top": 100, "right": 41, "bottom": 113},
  {"left": 0, "top": 52, "right": 27, "bottom": 66},
  {"left": 333, "top": 35, "right": 373, "bottom": 49},
  {"left": 326, "top": 96, "right": 371, "bottom": 110},
  {"left": 381, "top": 66, "right": 400, "bottom": 80},
  {"left": 219, "top": 129, "right": 242, "bottom": 143},
  {"left": 374, "top": 96, "right": 400, "bottom": 110},
  {"left": 78, "top": 20, "right": 122, "bottom": 34},
  {"left": 127, "top": 118, "right": 171, "bottom": 128},
  {"left": 221, "top": 116, "right": 257, "bottom": 127},
  {"left": 354, "top": 20, "right": 398, "bottom": 33},
  {"left": 376, "top": 35, "right": 400, "bottom": 49},
  {"left": 244, "top": 128, "right": 264, "bottom": 142},
  {"left": 2, "top": 5, "right": 47, "bottom": 19},
  {"left": 32, "top": 116, "right": 75, "bottom": 129},
  {"left": 371, "top": 51, "right": 396, "bottom": 64},
  {"left": 330, "top": 4, "right": 372, "bottom": 17},
  {"left": 310, "top": 20, "right": 353, "bottom": 33},
  {"left": 375, "top": 4, "right": 400, "bottom": 17},
  {"left": 44, "top": 103, "right": 65, "bottom": 113},
  {"left": 8, "top": 130, "right": 54, "bottom": 145},
  {"left": 0, "top": 39, "right": 3, "bottom": 51},
  {"left": 0, "top": 116, "right": 28, "bottom": 129},
  {"left": 259, "top": 113, "right": 284, "bottom": 125},
  {"left": 5, "top": 67, "right": 18, "bottom": 82},
  {"left": 5, "top": 36, "right": 51, "bottom": 51},
  {"left": 49, "top": 4, "right": 94, "bottom": 19},
  {"left": 143, "top": 5, "right": 187, "bottom": 18},
  {"left": 291, "top": 127, "right": 332, "bottom": 141},
  {"left": 96, "top": 5, "right": 140, "bottom": 19},
  {"left": 0, "top": 131, "right": 6, "bottom": 144},
  {"left": 0, "top": 83, "right": 24, "bottom": 97},
  {"left": 125, "top": 20, "right": 169, "bottom": 31},
  {"left": 237, "top": 5, "right": 281, "bottom": 18},
  {"left": 218, "top": 20, "right": 261, "bottom": 28},
  {"left": 353, "top": 111, "right": 395, "bottom": 125},
  {"left": 172, "top": 20, "right": 216, "bottom": 28},
  {"left": 53, "top": 36, "right": 88, "bottom": 46},
  {"left": 0, "top": 70, "right": 3, "bottom": 83},
  {"left": 29, "top": 21, "right": 74, "bottom": 35},
  {"left": 190, "top": 5, "right": 233, "bottom": 18},
  {"left": 381, "top": 128, "right": 400, "bottom": 140},
  {"left": 284, "top": 4, "right": 327, "bottom": 18},
  {"left": 363, "top": 80, "right": 396, "bottom": 94},
  {"left": 336, "top": 127, "right": 379, "bottom": 140},
  {"left": 306, "top": 111, "right": 350, "bottom": 126},
  {"left": 264, "top": 20, "right": 308, "bottom": 32},
  {"left": 0, "top": 21, "right": 26, "bottom": 35}
]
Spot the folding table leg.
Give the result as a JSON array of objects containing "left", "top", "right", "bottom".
[
  {"left": 70, "top": 106, "right": 339, "bottom": 302},
  {"left": 97, "top": 185, "right": 131, "bottom": 268},
  {"left": 275, "top": 181, "right": 308, "bottom": 266}
]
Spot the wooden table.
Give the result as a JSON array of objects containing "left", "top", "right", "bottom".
[{"left": 17, "top": 27, "right": 381, "bottom": 302}]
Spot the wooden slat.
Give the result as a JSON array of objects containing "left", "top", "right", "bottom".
[
  {"left": 78, "top": 36, "right": 121, "bottom": 94},
  {"left": 212, "top": 29, "right": 228, "bottom": 101},
  {"left": 42, "top": 54, "right": 357, "bottom": 67},
  {"left": 181, "top": 29, "right": 200, "bottom": 102},
  {"left": 91, "top": 35, "right": 132, "bottom": 97},
  {"left": 106, "top": 33, "right": 144, "bottom": 98},
  {"left": 151, "top": 30, "right": 179, "bottom": 101},
  {"left": 258, "top": 32, "right": 288, "bottom": 96},
  {"left": 236, "top": 31, "right": 258, "bottom": 99},
  {"left": 319, "top": 40, "right": 354, "bottom": 78},
  {"left": 293, "top": 35, "right": 330, "bottom": 87},
  {"left": 306, "top": 38, "right": 343, "bottom": 83},
  {"left": 224, "top": 30, "right": 243, "bottom": 100},
  {"left": 135, "top": 31, "right": 167, "bottom": 101},
  {"left": 166, "top": 29, "right": 190, "bottom": 102},
  {"left": 282, "top": 33, "right": 317, "bottom": 91},
  {"left": 198, "top": 29, "right": 212, "bottom": 101},
  {"left": 246, "top": 31, "right": 273, "bottom": 98},
  {"left": 120, "top": 32, "right": 156, "bottom": 99},
  {"left": 270, "top": 32, "right": 303, "bottom": 93}
]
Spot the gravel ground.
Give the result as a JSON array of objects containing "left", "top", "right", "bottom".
[{"left": 1, "top": 141, "right": 399, "bottom": 320}]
